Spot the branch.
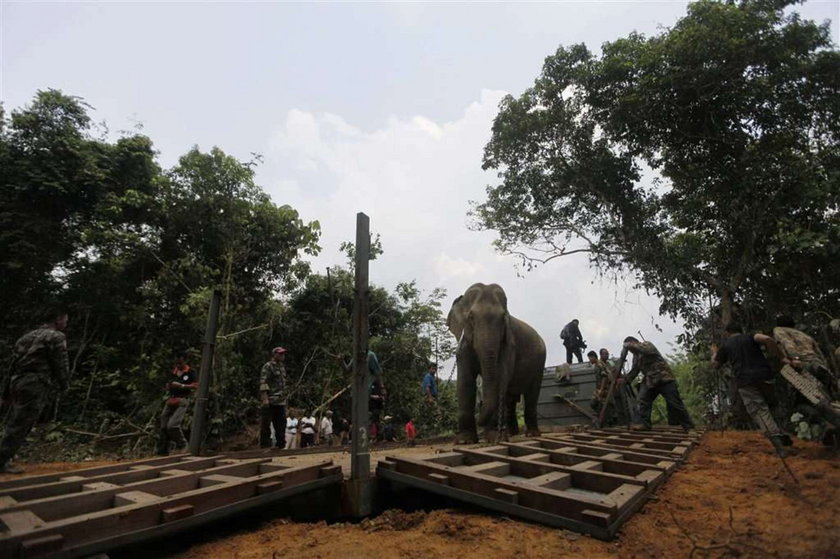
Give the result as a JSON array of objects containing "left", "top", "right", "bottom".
[{"left": 217, "top": 323, "right": 269, "bottom": 340}]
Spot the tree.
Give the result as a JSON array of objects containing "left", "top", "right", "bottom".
[{"left": 477, "top": 0, "right": 840, "bottom": 340}]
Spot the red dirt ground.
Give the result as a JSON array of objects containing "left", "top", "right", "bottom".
[{"left": 3, "top": 432, "right": 838, "bottom": 558}]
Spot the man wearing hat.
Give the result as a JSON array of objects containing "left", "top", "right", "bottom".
[{"left": 259, "top": 346, "right": 288, "bottom": 448}]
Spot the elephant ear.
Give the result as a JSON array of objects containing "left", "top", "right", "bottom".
[{"left": 447, "top": 296, "right": 466, "bottom": 340}]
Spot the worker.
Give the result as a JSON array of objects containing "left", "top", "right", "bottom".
[
  {"left": 0, "top": 308, "right": 70, "bottom": 474},
  {"left": 422, "top": 363, "right": 438, "bottom": 402},
  {"left": 259, "top": 347, "right": 288, "bottom": 449},
  {"left": 156, "top": 354, "right": 198, "bottom": 455},
  {"left": 319, "top": 410, "right": 334, "bottom": 446},
  {"left": 773, "top": 315, "right": 837, "bottom": 396},
  {"left": 712, "top": 322, "right": 794, "bottom": 455},
  {"left": 560, "top": 319, "right": 586, "bottom": 364},
  {"left": 619, "top": 336, "right": 694, "bottom": 432},
  {"left": 589, "top": 350, "right": 616, "bottom": 425}
]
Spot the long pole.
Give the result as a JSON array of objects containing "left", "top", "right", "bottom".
[
  {"left": 350, "top": 212, "right": 371, "bottom": 516},
  {"left": 189, "top": 289, "right": 222, "bottom": 455}
]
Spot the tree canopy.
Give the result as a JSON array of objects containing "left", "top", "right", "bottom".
[
  {"left": 477, "top": 0, "right": 840, "bottom": 340},
  {"left": 1, "top": 90, "right": 454, "bottom": 458}
]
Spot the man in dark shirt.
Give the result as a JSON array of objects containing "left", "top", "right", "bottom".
[
  {"left": 712, "top": 322, "right": 793, "bottom": 455},
  {"left": 157, "top": 354, "right": 198, "bottom": 455},
  {"left": 560, "top": 319, "right": 586, "bottom": 364}
]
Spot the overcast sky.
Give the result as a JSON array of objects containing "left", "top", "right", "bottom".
[{"left": 3, "top": 1, "right": 838, "bottom": 368}]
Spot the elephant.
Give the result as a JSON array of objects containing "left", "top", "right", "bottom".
[{"left": 447, "top": 283, "right": 546, "bottom": 443}]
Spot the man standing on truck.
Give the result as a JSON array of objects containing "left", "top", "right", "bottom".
[{"left": 560, "top": 319, "right": 586, "bottom": 364}]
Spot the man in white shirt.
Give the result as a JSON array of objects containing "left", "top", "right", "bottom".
[
  {"left": 320, "top": 410, "right": 334, "bottom": 446},
  {"left": 285, "top": 412, "right": 299, "bottom": 450},
  {"left": 300, "top": 412, "right": 316, "bottom": 448}
]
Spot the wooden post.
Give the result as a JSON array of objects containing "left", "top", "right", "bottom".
[
  {"left": 349, "top": 212, "right": 372, "bottom": 517},
  {"left": 189, "top": 289, "right": 222, "bottom": 455}
]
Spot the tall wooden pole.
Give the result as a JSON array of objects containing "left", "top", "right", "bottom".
[
  {"left": 189, "top": 289, "right": 222, "bottom": 455},
  {"left": 349, "top": 212, "right": 372, "bottom": 516}
]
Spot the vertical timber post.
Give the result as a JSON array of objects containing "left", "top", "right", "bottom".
[
  {"left": 349, "top": 212, "right": 372, "bottom": 517},
  {"left": 189, "top": 289, "right": 222, "bottom": 456}
]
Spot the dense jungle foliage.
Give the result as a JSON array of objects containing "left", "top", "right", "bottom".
[{"left": 0, "top": 90, "right": 456, "bottom": 459}]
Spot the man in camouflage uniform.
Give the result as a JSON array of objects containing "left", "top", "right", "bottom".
[
  {"left": 0, "top": 308, "right": 69, "bottom": 474},
  {"left": 619, "top": 336, "right": 694, "bottom": 431},
  {"left": 259, "top": 346, "right": 288, "bottom": 449},
  {"left": 588, "top": 351, "right": 612, "bottom": 417},
  {"left": 773, "top": 315, "right": 837, "bottom": 397}
]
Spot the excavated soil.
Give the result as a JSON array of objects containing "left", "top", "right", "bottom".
[{"left": 3, "top": 432, "right": 839, "bottom": 558}]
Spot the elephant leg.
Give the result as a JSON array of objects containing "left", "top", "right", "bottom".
[
  {"left": 456, "top": 344, "right": 479, "bottom": 444},
  {"left": 523, "top": 376, "right": 542, "bottom": 437},
  {"left": 506, "top": 393, "right": 519, "bottom": 435}
]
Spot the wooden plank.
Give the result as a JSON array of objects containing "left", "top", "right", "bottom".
[
  {"left": 384, "top": 455, "right": 621, "bottom": 523},
  {"left": 377, "top": 466, "right": 614, "bottom": 540},
  {"left": 50, "top": 471, "right": 342, "bottom": 558},
  {"left": 0, "top": 459, "right": 270, "bottom": 522},
  {"left": 502, "top": 442, "right": 670, "bottom": 488},
  {"left": 0, "top": 456, "right": 184, "bottom": 491},
  {"left": 160, "top": 504, "right": 194, "bottom": 523},
  {"left": 545, "top": 436, "right": 686, "bottom": 459},
  {"left": 0, "top": 461, "right": 334, "bottom": 556},
  {"left": 462, "top": 462, "right": 510, "bottom": 477},
  {"left": 0, "top": 510, "right": 45, "bottom": 534},
  {"left": 1, "top": 456, "right": 223, "bottom": 502},
  {"left": 494, "top": 488, "right": 518, "bottom": 504},
  {"left": 458, "top": 448, "right": 648, "bottom": 494},
  {"left": 554, "top": 433, "right": 687, "bottom": 453},
  {"left": 587, "top": 429, "right": 693, "bottom": 445},
  {"left": 526, "top": 472, "right": 571, "bottom": 490},
  {"left": 113, "top": 492, "right": 159, "bottom": 507},
  {"left": 20, "top": 533, "right": 63, "bottom": 556},
  {"left": 255, "top": 481, "right": 283, "bottom": 495},
  {"left": 529, "top": 438, "right": 679, "bottom": 466},
  {"left": 198, "top": 475, "right": 243, "bottom": 488}
]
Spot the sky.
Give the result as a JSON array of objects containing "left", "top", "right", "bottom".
[{"left": 2, "top": 1, "right": 839, "bottom": 370}]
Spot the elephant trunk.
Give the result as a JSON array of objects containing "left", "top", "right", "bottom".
[{"left": 475, "top": 338, "right": 505, "bottom": 432}]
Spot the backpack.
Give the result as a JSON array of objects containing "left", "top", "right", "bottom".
[{"left": 560, "top": 324, "right": 570, "bottom": 340}]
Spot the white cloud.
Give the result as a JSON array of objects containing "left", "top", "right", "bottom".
[
  {"left": 262, "top": 89, "right": 683, "bottom": 367},
  {"left": 434, "top": 253, "right": 487, "bottom": 280}
]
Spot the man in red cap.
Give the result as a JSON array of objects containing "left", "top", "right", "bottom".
[{"left": 259, "top": 346, "right": 288, "bottom": 448}]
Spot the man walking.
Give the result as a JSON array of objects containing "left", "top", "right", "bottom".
[
  {"left": 619, "top": 336, "right": 694, "bottom": 431},
  {"left": 0, "top": 308, "right": 70, "bottom": 474},
  {"left": 156, "top": 354, "right": 198, "bottom": 455},
  {"left": 259, "top": 347, "right": 288, "bottom": 449},
  {"left": 560, "top": 319, "right": 586, "bottom": 364},
  {"left": 713, "top": 322, "right": 794, "bottom": 455}
]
